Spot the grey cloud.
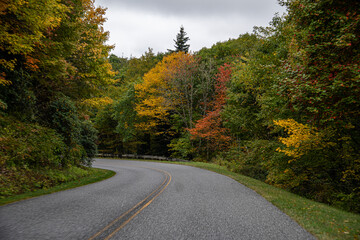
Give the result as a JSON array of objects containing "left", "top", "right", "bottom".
[
  {"left": 95, "top": 0, "right": 285, "bottom": 57},
  {"left": 97, "top": 0, "right": 283, "bottom": 18}
]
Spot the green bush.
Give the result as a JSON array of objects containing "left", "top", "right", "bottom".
[
  {"left": 0, "top": 166, "right": 91, "bottom": 198},
  {"left": 41, "top": 95, "right": 98, "bottom": 166},
  {"left": 0, "top": 116, "right": 95, "bottom": 169},
  {"left": 45, "top": 95, "right": 81, "bottom": 147},
  {"left": 168, "top": 133, "right": 194, "bottom": 159},
  {"left": 0, "top": 116, "right": 66, "bottom": 169},
  {"left": 222, "top": 140, "right": 284, "bottom": 181},
  {"left": 79, "top": 120, "right": 98, "bottom": 166}
]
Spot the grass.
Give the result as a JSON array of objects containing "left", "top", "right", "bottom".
[
  {"left": 104, "top": 158, "right": 359, "bottom": 240},
  {"left": 177, "top": 161, "right": 360, "bottom": 240},
  {"left": 0, "top": 167, "right": 115, "bottom": 206}
]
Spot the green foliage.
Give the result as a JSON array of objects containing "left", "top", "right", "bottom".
[
  {"left": 109, "top": 54, "right": 129, "bottom": 83},
  {"left": 267, "top": 0, "right": 360, "bottom": 213},
  {"left": 197, "top": 33, "right": 259, "bottom": 65},
  {"left": 0, "top": 165, "right": 90, "bottom": 198},
  {"left": 0, "top": 0, "right": 117, "bottom": 203},
  {"left": 125, "top": 48, "right": 163, "bottom": 84},
  {"left": 0, "top": 68, "right": 36, "bottom": 121},
  {"left": 94, "top": 48, "right": 165, "bottom": 156},
  {"left": 279, "top": 0, "right": 360, "bottom": 126},
  {"left": 45, "top": 95, "right": 81, "bottom": 146},
  {"left": 0, "top": 116, "right": 99, "bottom": 198},
  {"left": 113, "top": 83, "right": 139, "bottom": 142},
  {"left": 79, "top": 120, "right": 98, "bottom": 166},
  {"left": 221, "top": 140, "right": 284, "bottom": 182},
  {"left": 0, "top": 0, "right": 113, "bottom": 171},
  {"left": 0, "top": 0, "right": 67, "bottom": 77},
  {"left": 168, "top": 133, "right": 194, "bottom": 159},
  {"left": 265, "top": 125, "right": 360, "bottom": 213},
  {"left": 42, "top": 96, "right": 98, "bottom": 166},
  {"left": 0, "top": 116, "right": 66, "bottom": 169},
  {"left": 95, "top": 105, "right": 124, "bottom": 154}
]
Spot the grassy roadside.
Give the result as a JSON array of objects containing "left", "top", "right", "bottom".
[
  {"left": 176, "top": 161, "right": 360, "bottom": 240},
  {"left": 105, "top": 158, "right": 359, "bottom": 240},
  {"left": 0, "top": 168, "right": 115, "bottom": 206}
]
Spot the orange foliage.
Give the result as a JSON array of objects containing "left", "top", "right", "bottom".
[
  {"left": 189, "top": 63, "right": 232, "bottom": 152},
  {"left": 24, "top": 56, "right": 40, "bottom": 71},
  {"left": 135, "top": 52, "right": 196, "bottom": 131}
]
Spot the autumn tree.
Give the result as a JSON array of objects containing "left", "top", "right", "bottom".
[
  {"left": 0, "top": 0, "right": 114, "bottom": 167},
  {"left": 189, "top": 63, "right": 232, "bottom": 160},
  {"left": 278, "top": 0, "right": 360, "bottom": 128},
  {"left": 135, "top": 52, "right": 199, "bottom": 131},
  {"left": 92, "top": 49, "right": 165, "bottom": 155},
  {"left": 0, "top": 0, "right": 67, "bottom": 84},
  {"left": 0, "top": 0, "right": 68, "bottom": 117},
  {"left": 32, "top": 0, "right": 114, "bottom": 103},
  {"left": 134, "top": 52, "right": 220, "bottom": 158},
  {"left": 274, "top": 0, "right": 360, "bottom": 212}
]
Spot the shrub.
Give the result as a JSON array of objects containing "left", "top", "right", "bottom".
[
  {"left": 168, "top": 133, "right": 194, "bottom": 159},
  {"left": 41, "top": 95, "right": 98, "bottom": 166},
  {"left": 44, "top": 95, "right": 81, "bottom": 147},
  {"left": 223, "top": 140, "right": 284, "bottom": 181},
  {"left": 0, "top": 166, "right": 92, "bottom": 198},
  {"left": 78, "top": 120, "right": 98, "bottom": 166},
  {"left": 0, "top": 116, "right": 66, "bottom": 169}
]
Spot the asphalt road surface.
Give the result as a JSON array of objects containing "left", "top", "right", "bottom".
[{"left": 0, "top": 158, "right": 315, "bottom": 239}]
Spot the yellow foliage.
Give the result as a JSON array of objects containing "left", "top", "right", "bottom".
[
  {"left": 135, "top": 52, "right": 193, "bottom": 130},
  {"left": 0, "top": 0, "right": 68, "bottom": 83},
  {"left": 81, "top": 97, "right": 113, "bottom": 109},
  {"left": 274, "top": 119, "right": 323, "bottom": 160},
  {"left": 0, "top": 74, "right": 12, "bottom": 86}
]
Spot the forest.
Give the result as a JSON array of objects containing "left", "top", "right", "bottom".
[{"left": 1, "top": 0, "right": 359, "bottom": 213}]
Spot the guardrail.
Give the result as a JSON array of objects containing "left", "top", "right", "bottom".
[{"left": 96, "top": 153, "right": 189, "bottom": 162}]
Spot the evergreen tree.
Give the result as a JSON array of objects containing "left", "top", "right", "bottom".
[{"left": 169, "top": 26, "right": 190, "bottom": 53}]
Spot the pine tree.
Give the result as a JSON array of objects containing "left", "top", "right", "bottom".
[{"left": 169, "top": 25, "right": 190, "bottom": 53}]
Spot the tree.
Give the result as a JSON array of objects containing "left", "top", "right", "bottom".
[
  {"left": 168, "top": 25, "right": 190, "bottom": 53},
  {"left": 108, "top": 54, "right": 128, "bottom": 84},
  {"left": 189, "top": 63, "right": 232, "bottom": 160},
  {"left": 275, "top": 0, "right": 360, "bottom": 212},
  {"left": 0, "top": 0, "right": 69, "bottom": 117},
  {"left": 278, "top": 0, "right": 360, "bottom": 127},
  {"left": 33, "top": 0, "right": 114, "bottom": 101},
  {"left": 0, "top": 0, "right": 114, "bottom": 167},
  {"left": 93, "top": 48, "right": 165, "bottom": 156},
  {"left": 0, "top": 0, "right": 68, "bottom": 84},
  {"left": 125, "top": 48, "right": 163, "bottom": 84},
  {"left": 135, "top": 52, "right": 198, "bottom": 131},
  {"left": 163, "top": 53, "right": 201, "bottom": 130}
]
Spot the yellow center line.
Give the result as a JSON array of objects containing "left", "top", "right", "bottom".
[
  {"left": 104, "top": 172, "right": 171, "bottom": 240},
  {"left": 88, "top": 165, "right": 172, "bottom": 240}
]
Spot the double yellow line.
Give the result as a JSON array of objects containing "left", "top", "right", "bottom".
[{"left": 88, "top": 166, "right": 172, "bottom": 240}]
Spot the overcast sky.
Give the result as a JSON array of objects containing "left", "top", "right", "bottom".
[{"left": 94, "top": 0, "right": 286, "bottom": 58}]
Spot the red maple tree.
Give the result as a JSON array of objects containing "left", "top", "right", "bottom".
[{"left": 189, "top": 63, "right": 232, "bottom": 159}]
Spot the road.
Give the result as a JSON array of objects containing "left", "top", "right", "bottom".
[{"left": 0, "top": 158, "right": 315, "bottom": 239}]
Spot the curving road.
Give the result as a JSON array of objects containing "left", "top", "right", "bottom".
[{"left": 0, "top": 158, "right": 315, "bottom": 239}]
